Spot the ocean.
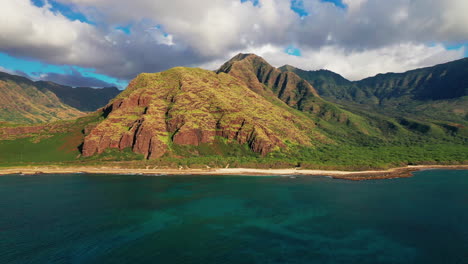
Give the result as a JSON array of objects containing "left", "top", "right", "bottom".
[{"left": 0, "top": 170, "right": 467, "bottom": 263}]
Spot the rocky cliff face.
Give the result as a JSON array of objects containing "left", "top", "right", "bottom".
[{"left": 82, "top": 67, "right": 319, "bottom": 159}]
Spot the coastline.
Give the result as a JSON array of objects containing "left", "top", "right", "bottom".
[{"left": 0, "top": 165, "right": 466, "bottom": 180}]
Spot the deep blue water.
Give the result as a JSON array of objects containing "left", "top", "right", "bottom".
[{"left": 0, "top": 170, "right": 467, "bottom": 264}]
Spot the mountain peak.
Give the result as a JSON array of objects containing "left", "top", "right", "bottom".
[
  {"left": 229, "top": 53, "right": 264, "bottom": 61},
  {"left": 278, "top": 65, "right": 297, "bottom": 72},
  {"left": 217, "top": 53, "right": 321, "bottom": 111},
  {"left": 218, "top": 53, "right": 271, "bottom": 73}
]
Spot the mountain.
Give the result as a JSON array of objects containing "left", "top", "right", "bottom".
[
  {"left": 281, "top": 58, "right": 468, "bottom": 123},
  {"left": 82, "top": 67, "right": 322, "bottom": 159},
  {"left": 217, "top": 53, "right": 320, "bottom": 112},
  {"left": 80, "top": 54, "right": 466, "bottom": 160},
  {"left": 278, "top": 65, "right": 355, "bottom": 100},
  {"left": 35, "top": 81, "right": 121, "bottom": 112},
  {"left": 0, "top": 72, "right": 84, "bottom": 124},
  {"left": 0, "top": 55, "right": 466, "bottom": 168},
  {"left": 357, "top": 58, "right": 467, "bottom": 101},
  {"left": 217, "top": 54, "right": 391, "bottom": 136},
  {"left": 0, "top": 71, "right": 121, "bottom": 123}
]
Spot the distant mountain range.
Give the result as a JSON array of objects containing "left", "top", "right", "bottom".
[
  {"left": 0, "top": 72, "right": 120, "bottom": 123},
  {"left": 0, "top": 54, "right": 466, "bottom": 168},
  {"left": 280, "top": 58, "right": 468, "bottom": 123},
  {"left": 35, "top": 81, "right": 120, "bottom": 112},
  {"left": 0, "top": 72, "right": 83, "bottom": 124}
]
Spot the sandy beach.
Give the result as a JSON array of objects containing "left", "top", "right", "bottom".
[{"left": 0, "top": 164, "right": 466, "bottom": 180}]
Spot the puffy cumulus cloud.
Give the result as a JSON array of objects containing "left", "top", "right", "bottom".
[
  {"left": 342, "top": 0, "right": 367, "bottom": 13},
  {"left": 0, "top": 0, "right": 104, "bottom": 66},
  {"left": 55, "top": 0, "right": 296, "bottom": 55},
  {"left": 0, "top": 0, "right": 467, "bottom": 84},
  {"left": 298, "top": 0, "right": 468, "bottom": 49},
  {"left": 0, "top": 0, "right": 211, "bottom": 80}
]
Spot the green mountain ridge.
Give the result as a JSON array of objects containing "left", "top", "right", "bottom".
[
  {"left": 218, "top": 54, "right": 428, "bottom": 140},
  {"left": 0, "top": 71, "right": 121, "bottom": 124},
  {"left": 35, "top": 81, "right": 121, "bottom": 112},
  {"left": 280, "top": 58, "right": 468, "bottom": 124},
  {"left": 0, "top": 72, "right": 84, "bottom": 124},
  {"left": 218, "top": 54, "right": 358, "bottom": 125}
]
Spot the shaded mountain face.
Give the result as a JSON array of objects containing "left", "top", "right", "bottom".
[
  {"left": 82, "top": 67, "right": 322, "bottom": 159},
  {"left": 35, "top": 81, "right": 121, "bottom": 112},
  {"left": 278, "top": 66, "right": 355, "bottom": 100},
  {"left": 0, "top": 72, "right": 84, "bottom": 124},
  {"left": 281, "top": 58, "right": 468, "bottom": 123},
  {"left": 0, "top": 71, "right": 121, "bottom": 123},
  {"left": 357, "top": 58, "right": 468, "bottom": 101}
]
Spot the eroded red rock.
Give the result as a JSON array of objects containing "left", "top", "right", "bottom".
[{"left": 81, "top": 67, "right": 319, "bottom": 159}]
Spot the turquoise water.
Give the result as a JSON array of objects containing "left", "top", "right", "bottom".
[{"left": 0, "top": 170, "right": 467, "bottom": 264}]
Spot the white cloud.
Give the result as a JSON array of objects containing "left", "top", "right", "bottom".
[
  {"left": 342, "top": 0, "right": 367, "bottom": 13},
  {"left": 55, "top": 0, "right": 296, "bottom": 56},
  {"left": 0, "top": 0, "right": 120, "bottom": 69},
  {"left": 0, "top": 0, "right": 466, "bottom": 82},
  {"left": 298, "top": 0, "right": 468, "bottom": 49}
]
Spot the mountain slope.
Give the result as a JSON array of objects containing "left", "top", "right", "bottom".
[
  {"left": 217, "top": 54, "right": 395, "bottom": 138},
  {"left": 82, "top": 67, "right": 324, "bottom": 159},
  {"left": 217, "top": 53, "right": 321, "bottom": 112},
  {"left": 0, "top": 72, "right": 84, "bottom": 124},
  {"left": 357, "top": 58, "right": 468, "bottom": 101},
  {"left": 35, "top": 81, "right": 121, "bottom": 112},
  {"left": 281, "top": 58, "right": 468, "bottom": 123},
  {"left": 278, "top": 65, "right": 356, "bottom": 100}
]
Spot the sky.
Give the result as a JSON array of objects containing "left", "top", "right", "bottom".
[{"left": 0, "top": 0, "right": 467, "bottom": 89}]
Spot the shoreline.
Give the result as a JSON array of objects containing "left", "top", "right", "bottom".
[{"left": 0, "top": 165, "right": 467, "bottom": 180}]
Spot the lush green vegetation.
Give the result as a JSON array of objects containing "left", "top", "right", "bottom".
[
  {"left": 0, "top": 113, "right": 102, "bottom": 167},
  {"left": 0, "top": 72, "right": 83, "bottom": 124},
  {"left": 35, "top": 81, "right": 121, "bottom": 112},
  {"left": 0, "top": 134, "right": 80, "bottom": 164},
  {"left": 1, "top": 127, "right": 465, "bottom": 170},
  {"left": 283, "top": 58, "right": 468, "bottom": 125}
]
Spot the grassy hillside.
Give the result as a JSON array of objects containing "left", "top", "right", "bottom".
[
  {"left": 281, "top": 58, "right": 468, "bottom": 125},
  {"left": 0, "top": 72, "right": 84, "bottom": 124},
  {"left": 0, "top": 114, "right": 101, "bottom": 165},
  {"left": 82, "top": 67, "right": 323, "bottom": 159}
]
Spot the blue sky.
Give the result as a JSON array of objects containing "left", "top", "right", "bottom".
[
  {"left": 0, "top": 52, "right": 128, "bottom": 88},
  {"left": 1, "top": 0, "right": 467, "bottom": 85},
  {"left": 31, "top": 0, "right": 94, "bottom": 24}
]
